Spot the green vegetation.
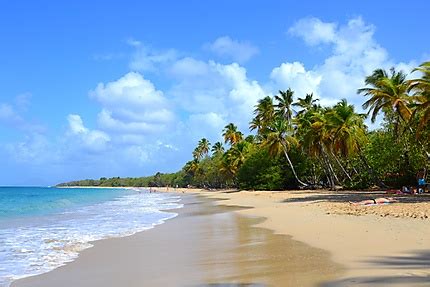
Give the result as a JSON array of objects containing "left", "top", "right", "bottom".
[{"left": 58, "top": 62, "right": 430, "bottom": 190}]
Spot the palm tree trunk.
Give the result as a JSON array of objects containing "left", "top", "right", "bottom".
[
  {"left": 330, "top": 151, "right": 352, "bottom": 181},
  {"left": 407, "top": 125, "right": 430, "bottom": 159},
  {"left": 321, "top": 150, "right": 337, "bottom": 188},
  {"left": 281, "top": 142, "right": 308, "bottom": 187},
  {"left": 321, "top": 145, "right": 339, "bottom": 186},
  {"left": 320, "top": 156, "right": 333, "bottom": 188},
  {"left": 357, "top": 145, "right": 387, "bottom": 188}
]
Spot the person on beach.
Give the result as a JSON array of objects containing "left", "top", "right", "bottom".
[
  {"left": 349, "top": 197, "right": 398, "bottom": 205},
  {"left": 416, "top": 168, "right": 427, "bottom": 193}
]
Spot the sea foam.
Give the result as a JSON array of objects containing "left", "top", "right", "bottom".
[{"left": 0, "top": 189, "right": 182, "bottom": 287}]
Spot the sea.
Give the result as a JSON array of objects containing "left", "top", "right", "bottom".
[{"left": 0, "top": 186, "right": 183, "bottom": 287}]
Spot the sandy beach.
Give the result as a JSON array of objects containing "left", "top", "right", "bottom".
[
  {"left": 12, "top": 188, "right": 430, "bottom": 286},
  {"left": 12, "top": 193, "right": 342, "bottom": 287},
  {"left": 181, "top": 188, "right": 430, "bottom": 286}
]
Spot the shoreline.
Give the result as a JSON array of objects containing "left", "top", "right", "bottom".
[
  {"left": 12, "top": 193, "right": 342, "bottom": 287},
  {"left": 176, "top": 188, "right": 430, "bottom": 285},
  {"left": 12, "top": 187, "right": 430, "bottom": 286}
]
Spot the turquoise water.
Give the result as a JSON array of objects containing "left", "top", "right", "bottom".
[
  {"left": 0, "top": 186, "right": 183, "bottom": 287},
  {"left": 0, "top": 187, "right": 133, "bottom": 219}
]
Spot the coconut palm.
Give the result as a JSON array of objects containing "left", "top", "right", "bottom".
[
  {"left": 251, "top": 96, "right": 275, "bottom": 133},
  {"left": 408, "top": 61, "right": 430, "bottom": 133},
  {"left": 211, "top": 142, "right": 224, "bottom": 156},
  {"left": 222, "top": 141, "right": 251, "bottom": 178},
  {"left": 192, "top": 138, "right": 210, "bottom": 160},
  {"left": 222, "top": 123, "right": 243, "bottom": 145},
  {"left": 324, "top": 99, "right": 367, "bottom": 181},
  {"left": 198, "top": 138, "right": 210, "bottom": 156},
  {"left": 275, "top": 89, "right": 294, "bottom": 123},
  {"left": 262, "top": 116, "right": 307, "bottom": 187},
  {"left": 326, "top": 99, "right": 367, "bottom": 157},
  {"left": 358, "top": 67, "right": 411, "bottom": 124},
  {"left": 293, "top": 93, "right": 319, "bottom": 116}
]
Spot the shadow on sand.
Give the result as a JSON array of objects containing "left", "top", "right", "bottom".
[
  {"left": 320, "top": 250, "right": 430, "bottom": 286},
  {"left": 279, "top": 190, "right": 430, "bottom": 204}
]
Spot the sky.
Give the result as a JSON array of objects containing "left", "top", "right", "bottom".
[{"left": 1, "top": 0, "right": 429, "bottom": 186}]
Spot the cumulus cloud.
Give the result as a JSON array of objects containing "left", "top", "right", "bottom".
[
  {"left": 0, "top": 95, "right": 45, "bottom": 132},
  {"left": 169, "top": 59, "right": 270, "bottom": 133},
  {"left": 90, "top": 72, "right": 174, "bottom": 135},
  {"left": 128, "top": 41, "right": 177, "bottom": 71},
  {"left": 270, "top": 62, "right": 322, "bottom": 99},
  {"left": 67, "top": 114, "right": 110, "bottom": 152},
  {"left": 276, "top": 17, "right": 417, "bottom": 109},
  {"left": 5, "top": 133, "right": 52, "bottom": 164},
  {"left": 288, "top": 17, "right": 337, "bottom": 46},
  {"left": 205, "top": 36, "right": 259, "bottom": 63}
]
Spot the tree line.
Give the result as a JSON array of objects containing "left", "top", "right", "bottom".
[{"left": 58, "top": 62, "right": 430, "bottom": 190}]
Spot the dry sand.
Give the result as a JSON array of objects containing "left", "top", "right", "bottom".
[
  {"left": 12, "top": 194, "right": 342, "bottom": 287},
  {"left": 174, "top": 188, "right": 430, "bottom": 286}
]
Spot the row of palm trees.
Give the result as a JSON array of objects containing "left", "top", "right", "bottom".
[{"left": 184, "top": 62, "right": 430, "bottom": 189}]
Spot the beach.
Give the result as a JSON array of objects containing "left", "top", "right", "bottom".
[
  {"left": 12, "top": 194, "right": 342, "bottom": 287},
  {"left": 11, "top": 188, "right": 430, "bottom": 286},
  {"left": 185, "top": 189, "right": 430, "bottom": 286}
]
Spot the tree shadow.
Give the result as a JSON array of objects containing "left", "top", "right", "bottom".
[
  {"left": 191, "top": 284, "right": 266, "bottom": 287},
  {"left": 279, "top": 190, "right": 430, "bottom": 204},
  {"left": 320, "top": 250, "right": 430, "bottom": 286}
]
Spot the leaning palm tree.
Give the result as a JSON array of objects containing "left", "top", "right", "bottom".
[
  {"left": 222, "top": 123, "right": 243, "bottom": 146},
  {"left": 263, "top": 116, "right": 308, "bottom": 187},
  {"left": 326, "top": 99, "right": 367, "bottom": 158},
  {"left": 358, "top": 67, "right": 411, "bottom": 125},
  {"left": 325, "top": 99, "right": 367, "bottom": 181}
]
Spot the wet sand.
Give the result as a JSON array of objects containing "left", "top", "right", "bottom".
[
  {"left": 12, "top": 195, "right": 343, "bottom": 287},
  {"left": 191, "top": 189, "right": 430, "bottom": 286}
]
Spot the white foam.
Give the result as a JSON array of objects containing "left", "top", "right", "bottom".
[{"left": 0, "top": 192, "right": 183, "bottom": 287}]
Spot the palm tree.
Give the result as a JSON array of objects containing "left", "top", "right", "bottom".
[
  {"left": 275, "top": 89, "right": 294, "bottom": 123},
  {"left": 198, "top": 138, "right": 210, "bottom": 156},
  {"left": 326, "top": 99, "right": 367, "bottom": 157},
  {"left": 184, "top": 159, "right": 199, "bottom": 175},
  {"left": 222, "top": 123, "right": 243, "bottom": 145},
  {"left": 358, "top": 67, "right": 411, "bottom": 124},
  {"left": 262, "top": 116, "right": 308, "bottom": 187},
  {"left": 192, "top": 138, "right": 210, "bottom": 160},
  {"left": 325, "top": 99, "right": 367, "bottom": 181},
  {"left": 293, "top": 93, "right": 319, "bottom": 116},
  {"left": 408, "top": 61, "right": 430, "bottom": 134},
  {"left": 251, "top": 96, "right": 275, "bottom": 133},
  {"left": 211, "top": 142, "right": 224, "bottom": 156},
  {"left": 221, "top": 141, "right": 252, "bottom": 183}
]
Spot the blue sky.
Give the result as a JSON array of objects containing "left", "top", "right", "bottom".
[{"left": 1, "top": 1, "right": 429, "bottom": 185}]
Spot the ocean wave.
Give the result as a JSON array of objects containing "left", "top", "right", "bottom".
[{"left": 0, "top": 192, "right": 183, "bottom": 287}]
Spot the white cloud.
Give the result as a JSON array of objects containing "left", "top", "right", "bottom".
[
  {"left": 270, "top": 62, "right": 322, "bottom": 99},
  {"left": 205, "top": 36, "right": 259, "bottom": 63},
  {"left": 67, "top": 114, "right": 110, "bottom": 152},
  {"left": 5, "top": 133, "right": 52, "bottom": 164},
  {"left": 0, "top": 96, "right": 45, "bottom": 132},
  {"left": 288, "top": 17, "right": 337, "bottom": 46},
  {"left": 0, "top": 103, "right": 20, "bottom": 122},
  {"left": 128, "top": 43, "right": 177, "bottom": 71},
  {"left": 169, "top": 57, "right": 209, "bottom": 77},
  {"left": 169, "top": 59, "right": 271, "bottom": 133},
  {"left": 277, "top": 17, "right": 417, "bottom": 110},
  {"left": 90, "top": 72, "right": 174, "bottom": 135},
  {"left": 126, "top": 37, "right": 142, "bottom": 47}
]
